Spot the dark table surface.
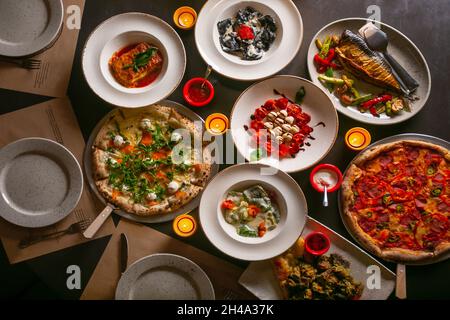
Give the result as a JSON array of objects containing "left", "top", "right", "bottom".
[{"left": 1, "top": 0, "right": 449, "bottom": 300}]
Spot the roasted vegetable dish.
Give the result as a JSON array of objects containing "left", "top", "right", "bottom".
[
  {"left": 217, "top": 7, "right": 277, "bottom": 60},
  {"left": 314, "top": 30, "right": 411, "bottom": 118},
  {"left": 273, "top": 237, "right": 363, "bottom": 300},
  {"left": 221, "top": 185, "right": 280, "bottom": 238}
]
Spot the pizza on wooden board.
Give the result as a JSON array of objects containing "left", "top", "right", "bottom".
[
  {"left": 341, "top": 140, "right": 450, "bottom": 262},
  {"left": 91, "top": 105, "right": 212, "bottom": 216}
]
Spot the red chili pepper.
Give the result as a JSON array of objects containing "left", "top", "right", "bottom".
[
  {"left": 314, "top": 48, "right": 339, "bottom": 73},
  {"left": 360, "top": 94, "right": 393, "bottom": 110},
  {"left": 314, "top": 53, "right": 329, "bottom": 67},
  {"left": 369, "top": 106, "right": 379, "bottom": 117},
  {"left": 326, "top": 48, "right": 335, "bottom": 62}
]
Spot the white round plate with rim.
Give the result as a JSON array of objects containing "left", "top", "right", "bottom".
[
  {"left": 199, "top": 163, "right": 308, "bottom": 261},
  {"left": 0, "top": 138, "right": 83, "bottom": 228},
  {"left": 0, "top": 0, "right": 64, "bottom": 57},
  {"left": 230, "top": 76, "right": 339, "bottom": 173},
  {"left": 83, "top": 100, "right": 220, "bottom": 224},
  {"left": 116, "top": 253, "right": 215, "bottom": 300},
  {"left": 195, "top": 0, "right": 303, "bottom": 81},
  {"left": 82, "top": 13, "right": 186, "bottom": 108},
  {"left": 307, "top": 18, "right": 431, "bottom": 125}
]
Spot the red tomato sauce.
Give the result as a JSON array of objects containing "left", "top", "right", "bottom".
[
  {"left": 187, "top": 82, "right": 211, "bottom": 103},
  {"left": 306, "top": 234, "right": 329, "bottom": 252}
]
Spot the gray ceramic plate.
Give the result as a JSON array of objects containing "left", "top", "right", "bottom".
[
  {"left": 116, "top": 253, "right": 215, "bottom": 300},
  {"left": 239, "top": 217, "right": 396, "bottom": 300},
  {"left": 338, "top": 133, "right": 450, "bottom": 265},
  {"left": 0, "top": 0, "right": 64, "bottom": 57},
  {"left": 83, "top": 100, "right": 220, "bottom": 224},
  {"left": 0, "top": 138, "right": 83, "bottom": 228},
  {"left": 307, "top": 18, "right": 431, "bottom": 125}
]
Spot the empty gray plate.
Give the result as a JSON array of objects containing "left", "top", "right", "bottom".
[
  {"left": 116, "top": 254, "right": 215, "bottom": 300},
  {"left": 0, "top": 0, "right": 64, "bottom": 57},
  {"left": 0, "top": 138, "right": 83, "bottom": 228}
]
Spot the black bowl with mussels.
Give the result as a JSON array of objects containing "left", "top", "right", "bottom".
[{"left": 216, "top": 6, "right": 279, "bottom": 61}]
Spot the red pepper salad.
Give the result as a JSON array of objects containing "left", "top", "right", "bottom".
[{"left": 244, "top": 88, "right": 313, "bottom": 159}]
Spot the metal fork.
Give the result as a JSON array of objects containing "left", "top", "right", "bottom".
[
  {"left": 0, "top": 57, "right": 41, "bottom": 70},
  {"left": 19, "top": 219, "right": 91, "bottom": 249}
]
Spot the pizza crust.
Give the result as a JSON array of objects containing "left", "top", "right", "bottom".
[
  {"left": 95, "top": 179, "right": 134, "bottom": 213},
  {"left": 91, "top": 147, "right": 120, "bottom": 180},
  {"left": 353, "top": 140, "right": 450, "bottom": 167},
  {"left": 165, "top": 185, "right": 203, "bottom": 211},
  {"left": 434, "top": 241, "right": 450, "bottom": 258}
]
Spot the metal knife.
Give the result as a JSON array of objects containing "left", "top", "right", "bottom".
[{"left": 120, "top": 233, "right": 129, "bottom": 274}]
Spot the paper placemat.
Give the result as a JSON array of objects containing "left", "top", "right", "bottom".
[
  {"left": 0, "top": 98, "right": 115, "bottom": 264},
  {"left": 0, "top": 0, "right": 85, "bottom": 97},
  {"left": 81, "top": 220, "right": 256, "bottom": 300}
]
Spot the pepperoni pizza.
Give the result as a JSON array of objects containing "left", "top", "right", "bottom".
[{"left": 341, "top": 141, "right": 450, "bottom": 262}]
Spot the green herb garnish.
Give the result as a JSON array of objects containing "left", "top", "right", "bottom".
[
  {"left": 123, "top": 47, "right": 158, "bottom": 72},
  {"left": 295, "top": 86, "right": 306, "bottom": 104},
  {"left": 237, "top": 225, "right": 258, "bottom": 237}
]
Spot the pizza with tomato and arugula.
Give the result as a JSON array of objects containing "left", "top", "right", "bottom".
[
  {"left": 341, "top": 140, "right": 450, "bottom": 262},
  {"left": 91, "top": 105, "right": 212, "bottom": 216}
]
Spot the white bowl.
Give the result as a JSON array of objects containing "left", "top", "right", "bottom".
[
  {"left": 82, "top": 13, "right": 186, "bottom": 108},
  {"left": 195, "top": 0, "right": 303, "bottom": 81},
  {"left": 217, "top": 180, "right": 287, "bottom": 245},
  {"left": 199, "top": 163, "right": 308, "bottom": 261},
  {"left": 230, "top": 75, "right": 339, "bottom": 173},
  {"left": 99, "top": 31, "right": 169, "bottom": 94},
  {"left": 211, "top": 1, "right": 283, "bottom": 67}
]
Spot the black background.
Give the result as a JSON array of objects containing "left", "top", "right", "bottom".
[{"left": 0, "top": 0, "right": 449, "bottom": 300}]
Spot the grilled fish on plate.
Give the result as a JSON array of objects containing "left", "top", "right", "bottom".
[{"left": 336, "top": 30, "right": 401, "bottom": 92}]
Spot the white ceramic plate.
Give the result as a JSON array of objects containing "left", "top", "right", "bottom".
[
  {"left": 83, "top": 100, "right": 220, "bottom": 224},
  {"left": 239, "top": 216, "right": 396, "bottom": 300},
  {"left": 0, "top": 138, "right": 83, "bottom": 228},
  {"left": 230, "top": 76, "right": 339, "bottom": 173},
  {"left": 116, "top": 253, "right": 215, "bottom": 300},
  {"left": 0, "top": 0, "right": 63, "bottom": 57},
  {"left": 199, "top": 163, "right": 308, "bottom": 261},
  {"left": 307, "top": 18, "right": 431, "bottom": 125},
  {"left": 82, "top": 13, "right": 186, "bottom": 108},
  {"left": 195, "top": 0, "right": 303, "bottom": 81}
]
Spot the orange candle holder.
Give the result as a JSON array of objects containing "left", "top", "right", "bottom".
[
  {"left": 345, "top": 127, "right": 371, "bottom": 151},
  {"left": 173, "top": 6, "right": 197, "bottom": 30},
  {"left": 173, "top": 214, "right": 197, "bottom": 237},
  {"left": 205, "top": 113, "right": 229, "bottom": 135}
]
